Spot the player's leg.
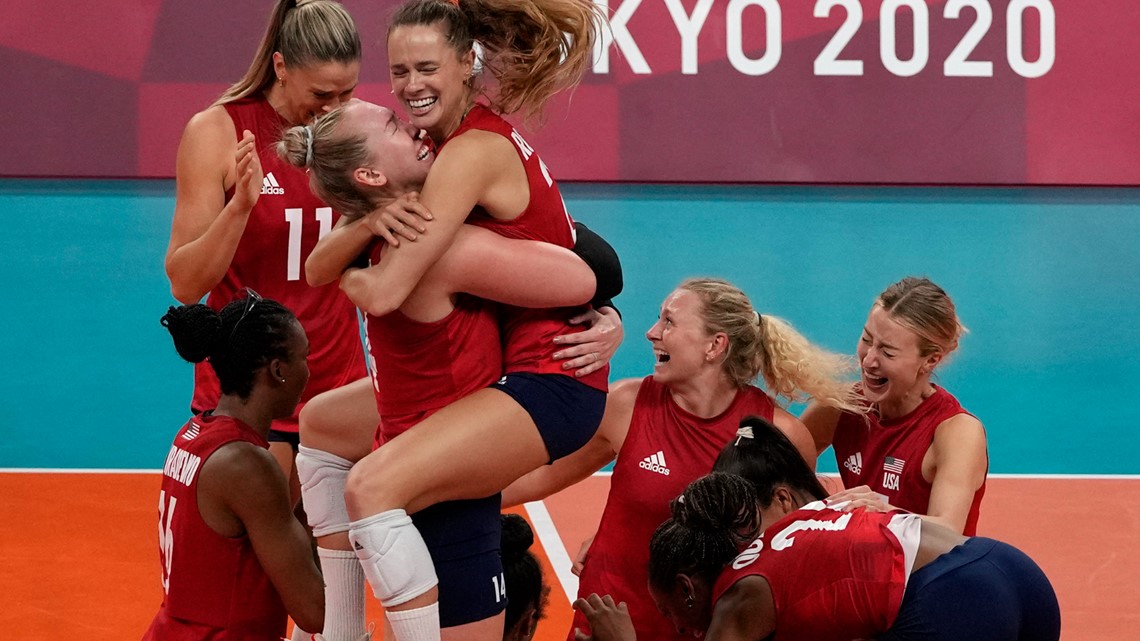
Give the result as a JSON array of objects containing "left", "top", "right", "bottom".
[
  {"left": 297, "top": 378, "right": 380, "bottom": 641},
  {"left": 345, "top": 375, "right": 605, "bottom": 639}
]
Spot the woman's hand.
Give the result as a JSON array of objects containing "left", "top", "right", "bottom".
[
  {"left": 573, "top": 593, "right": 636, "bottom": 641},
  {"left": 826, "top": 485, "right": 893, "bottom": 512},
  {"left": 231, "top": 130, "right": 262, "bottom": 213},
  {"left": 554, "top": 307, "right": 624, "bottom": 378},
  {"left": 572, "top": 534, "right": 595, "bottom": 577},
  {"left": 363, "top": 192, "right": 433, "bottom": 247}
]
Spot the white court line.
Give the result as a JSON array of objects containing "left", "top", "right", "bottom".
[{"left": 523, "top": 499, "right": 579, "bottom": 603}]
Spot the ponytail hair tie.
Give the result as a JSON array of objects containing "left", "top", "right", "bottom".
[
  {"left": 753, "top": 310, "right": 762, "bottom": 326},
  {"left": 734, "top": 425, "right": 754, "bottom": 446},
  {"left": 303, "top": 125, "right": 314, "bottom": 167}
]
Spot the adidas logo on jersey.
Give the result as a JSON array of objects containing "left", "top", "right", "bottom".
[
  {"left": 260, "top": 172, "right": 285, "bottom": 195},
  {"left": 843, "top": 452, "right": 863, "bottom": 475},
  {"left": 639, "top": 450, "right": 671, "bottom": 476}
]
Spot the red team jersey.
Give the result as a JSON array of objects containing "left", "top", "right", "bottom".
[
  {"left": 712, "top": 504, "right": 910, "bottom": 641},
  {"left": 142, "top": 414, "right": 287, "bottom": 641},
  {"left": 832, "top": 385, "right": 987, "bottom": 535},
  {"left": 363, "top": 238, "right": 503, "bottom": 443},
  {"left": 447, "top": 105, "right": 608, "bottom": 393},
  {"left": 190, "top": 97, "right": 366, "bottom": 431},
  {"left": 572, "top": 378, "right": 776, "bottom": 641}
]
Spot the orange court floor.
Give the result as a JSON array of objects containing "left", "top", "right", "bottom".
[{"left": 2, "top": 471, "right": 1137, "bottom": 640}]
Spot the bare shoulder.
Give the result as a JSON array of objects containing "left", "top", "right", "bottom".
[
  {"left": 595, "top": 377, "right": 644, "bottom": 451},
  {"left": 712, "top": 575, "right": 776, "bottom": 639},
  {"left": 609, "top": 377, "right": 644, "bottom": 407},
  {"left": 932, "top": 413, "right": 987, "bottom": 455},
  {"left": 773, "top": 407, "right": 818, "bottom": 467},
  {"left": 176, "top": 105, "right": 237, "bottom": 179},
  {"left": 435, "top": 129, "right": 517, "bottom": 170},
  {"left": 181, "top": 105, "right": 235, "bottom": 147},
  {"left": 201, "top": 440, "right": 281, "bottom": 491}
]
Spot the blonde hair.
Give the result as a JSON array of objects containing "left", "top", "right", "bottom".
[
  {"left": 388, "top": 0, "right": 603, "bottom": 122},
  {"left": 876, "top": 277, "right": 967, "bottom": 360},
  {"left": 680, "top": 278, "right": 860, "bottom": 412},
  {"left": 276, "top": 107, "right": 397, "bottom": 217},
  {"left": 213, "top": 0, "right": 361, "bottom": 107}
]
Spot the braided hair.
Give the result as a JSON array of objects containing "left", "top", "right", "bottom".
[
  {"left": 161, "top": 293, "right": 296, "bottom": 399},
  {"left": 647, "top": 472, "right": 761, "bottom": 591}
]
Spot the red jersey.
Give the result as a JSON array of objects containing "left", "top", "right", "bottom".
[
  {"left": 832, "top": 385, "right": 987, "bottom": 535},
  {"left": 191, "top": 96, "right": 366, "bottom": 431},
  {"left": 572, "top": 378, "right": 776, "bottom": 641},
  {"left": 445, "top": 105, "right": 608, "bottom": 393},
  {"left": 712, "top": 504, "right": 909, "bottom": 641},
  {"left": 142, "top": 414, "right": 287, "bottom": 641},
  {"left": 362, "top": 243, "right": 503, "bottom": 444}
]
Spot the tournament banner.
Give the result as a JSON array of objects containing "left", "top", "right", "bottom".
[{"left": 1, "top": 0, "right": 1136, "bottom": 184}]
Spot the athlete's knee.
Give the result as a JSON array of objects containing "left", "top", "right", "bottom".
[
  {"left": 296, "top": 445, "right": 354, "bottom": 537},
  {"left": 348, "top": 509, "right": 438, "bottom": 608},
  {"left": 344, "top": 452, "right": 390, "bottom": 512},
  {"left": 298, "top": 396, "right": 335, "bottom": 445}
]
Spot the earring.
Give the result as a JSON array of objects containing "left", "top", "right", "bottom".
[
  {"left": 685, "top": 595, "right": 694, "bottom": 609},
  {"left": 277, "top": 76, "right": 284, "bottom": 87}
]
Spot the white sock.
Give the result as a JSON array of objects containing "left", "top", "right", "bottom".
[
  {"left": 386, "top": 603, "right": 440, "bottom": 641},
  {"left": 318, "top": 547, "right": 367, "bottom": 641},
  {"left": 291, "top": 625, "right": 313, "bottom": 641}
]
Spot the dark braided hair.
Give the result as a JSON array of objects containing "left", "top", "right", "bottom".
[
  {"left": 713, "top": 416, "right": 828, "bottom": 507},
  {"left": 501, "top": 513, "right": 549, "bottom": 635},
  {"left": 161, "top": 293, "right": 297, "bottom": 399},
  {"left": 647, "top": 473, "right": 761, "bottom": 591}
]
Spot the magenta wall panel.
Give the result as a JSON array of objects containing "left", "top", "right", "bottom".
[{"left": 1, "top": 0, "right": 1136, "bottom": 184}]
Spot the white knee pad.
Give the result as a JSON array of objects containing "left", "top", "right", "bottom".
[
  {"left": 349, "top": 510, "right": 438, "bottom": 608},
  {"left": 297, "top": 445, "right": 354, "bottom": 537}
]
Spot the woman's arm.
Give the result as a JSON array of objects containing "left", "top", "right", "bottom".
[
  {"left": 164, "top": 109, "right": 260, "bottom": 304},
  {"left": 705, "top": 577, "right": 776, "bottom": 641},
  {"left": 926, "top": 414, "right": 988, "bottom": 534},
  {"left": 305, "top": 216, "right": 376, "bottom": 287},
  {"left": 799, "top": 401, "right": 843, "bottom": 459},
  {"left": 502, "top": 377, "right": 642, "bottom": 507},
  {"left": 204, "top": 443, "right": 325, "bottom": 632},
  {"left": 340, "top": 131, "right": 522, "bottom": 315},
  {"left": 341, "top": 217, "right": 600, "bottom": 315},
  {"left": 305, "top": 194, "right": 435, "bottom": 287},
  {"left": 772, "top": 407, "right": 819, "bottom": 470}
]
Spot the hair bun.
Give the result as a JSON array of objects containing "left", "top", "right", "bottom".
[
  {"left": 500, "top": 513, "right": 535, "bottom": 559},
  {"left": 161, "top": 304, "right": 223, "bottom": 363}
]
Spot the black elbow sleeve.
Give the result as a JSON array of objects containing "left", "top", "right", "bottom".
[{"left": 572, "top": 221, "right": 623, "bottom": 307}]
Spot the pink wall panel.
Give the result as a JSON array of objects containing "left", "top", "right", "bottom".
[{"left": 1, "top": 0, "right": 1136, "bottom": 184}]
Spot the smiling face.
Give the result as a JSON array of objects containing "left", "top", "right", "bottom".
[
  {"left": 645, "top": 289, "right": 722, "bottom": 386},
  {"left": 341, "top": 100, "right": 435, "bottom": 196},
  {"left": 273, "top": 54, "right": 360, "bottom": 125},
  {"left": 649, "top": 578, "right": 713, "bottom": 638},
  {"left": 387, "top": 22, "right": 475, "bottom": 142},
  {"left": 857, "top": 304, "right": 941, "bottom": 413}
]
